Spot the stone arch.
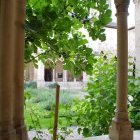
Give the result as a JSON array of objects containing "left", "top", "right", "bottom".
[{"left": 55, "top": 60, "right": 63, "bottom": 82}]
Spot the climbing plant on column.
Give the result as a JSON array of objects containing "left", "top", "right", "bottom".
[{"left": 25, "top": 0, "right": 112, "bottom": 75}]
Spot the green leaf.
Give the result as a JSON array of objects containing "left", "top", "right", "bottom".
[{"left": 99, "top": 34, "right": 106, "bottom": 41}]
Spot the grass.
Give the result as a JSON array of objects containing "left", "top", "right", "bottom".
[{"left": 24, "top": 88, "right": 82, "bottom": 130}]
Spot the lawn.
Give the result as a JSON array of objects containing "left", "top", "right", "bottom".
[{"left": 24, "top": 87, "right": 82, "bottom": 131}]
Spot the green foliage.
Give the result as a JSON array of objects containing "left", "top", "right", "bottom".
[
  {"left": 24, "top": 88, "right": 84, "bottom": 139},
  {"left": 26, "top": 88, "right": 77, "bottom": 109},
  {"left": 24, "top": 81, "right": 37, "bottom": 89},
  {"left": 24, "top": 55, "right": 140, "bottom": 138},
  {"left": 74, "top": 53, "right": 117, "bottom": 136},
  {"left": 24, "top": 88, "right": 81, "bottom": 130},
  {"left": 128, "top": 76, "right": 140, "bottom": 129},
  {"left": 74, "top": 54, "right": 140, "bottom": 137},
  {"left": 25, "top": 0, "right": 112, "bottom": 75},
  {"left": 48, "top": 83, "right": 58, "bottom": 89}
]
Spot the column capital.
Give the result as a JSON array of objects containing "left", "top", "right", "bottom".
[
  {"left": 133, "top": 0, "right": 140, "bottom": 4},
  {"left": 114, "top": 0, "right": 130, "bottom": 14}
]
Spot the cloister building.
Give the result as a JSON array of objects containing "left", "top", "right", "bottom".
[
  {"left": 24, "top": 25, "right": 135, "bottom": 89},
  {"left": 1, "top": 0, "right": 140, "bottom": 140}
]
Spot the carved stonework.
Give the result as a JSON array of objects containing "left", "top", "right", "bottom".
[
  {"left": 115, "top": 0, "right": 130, "bottom": 6},
  {"left": 114, "top": 0, "right": 130, "bottom": 13},
  {"left": 109, "top": 0, "right": 133, "bottom": 139}
]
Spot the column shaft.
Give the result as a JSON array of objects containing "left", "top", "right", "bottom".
[
  {"left": 0, "top": 0, "right": 16, "bottom": 139},
  {"left": 63, "top": 70, "right": 67, "bottom": 82},
  {"left": 83, "top": 72, "right": 87, "bottom": 82},
  {"left": 37, "top": 61, "right": 45, "bottom": 87},
  {"left": 13, "top": 0, "right": 28, "bottom": 139},
  {"left": 109, "top": 0, "right": 133, "bottom": 140},
  {"left": 53, "top": 69, "right": 55, "bottom": 82},
  {"left": 116, "top": 9, "right": 128, "bottom": 118}
]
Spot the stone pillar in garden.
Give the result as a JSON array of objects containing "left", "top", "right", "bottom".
[
  {"left": 53, "top": 69, "right": 55, "bottom": 82},
  {"left": 0, "top": 0, "right": 16, "bottom": 139},
  {"left": 37, "top": 61, "right": 45, "bottom": 87},
  {"left": 13, "top": 0, "right": 28, "bottom": 139},
  {"left": 63, "top": 70, "right": 67, "bottom": 82},
  {"left": 109, "top": 0, "right": 133, "bottom": 140}
]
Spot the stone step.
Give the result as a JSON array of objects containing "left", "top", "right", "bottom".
[{"left": 66, "top": 131, "right": 140, "bottom": 140}]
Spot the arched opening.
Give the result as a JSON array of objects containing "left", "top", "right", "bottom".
[
  {"left": 76, "top": 72, "right": 83, "bottom": 82},
  {"left": 67, "top": 71, "right": 74, "bottom": 82},
  {"left": 44, "top": 68, "right": 53, "bottom": 82},
  {"left": 55, "top": 60, "right": 63, "bottom": 82}
]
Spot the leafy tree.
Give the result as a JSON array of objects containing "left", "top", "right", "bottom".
[
  {"left": 74, "top": 53, "right": 117, "bottom": 136},
  {"left": 25, "top": 0, "right": 112, "bottom": 75},
  {"left": 73, "top": 54, "right": 140, "bottom": 137}
]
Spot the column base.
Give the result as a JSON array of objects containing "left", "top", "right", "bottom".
[
  {"left": 0, "top": 129, "right": 16, "bottom": 140},
  {"left": 15, "top": 125, "right": 28, "bottom": 140},
  {"left": 109, "top": 118, "right": 133, "bottom": 140}
]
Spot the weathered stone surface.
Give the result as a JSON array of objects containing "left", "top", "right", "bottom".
[
  {"left": 28, "top": 130, "right": 140, "bottom": 140},
  {"left": 135, "top": 2, "right": 140, "bottom": 77}
]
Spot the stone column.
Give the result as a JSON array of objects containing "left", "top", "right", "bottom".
[
  {"left": 37, "top": 61, "right": 45, "bottom": 87},
  {"left": 33, "top": 67, "right": 38, "bottom": 81},
  {"left": 135, "top": 0, "right": 140, "bottom": 77},
  {"left": 83, "top": 72, "right": 87, "bottom": 82},
  {"left": 13, "top": 0, "right": 28, "bottom": 140},
  {"left": 83, "top": 72, "right": 87, "bottom": 87},
  {"left": 53, "top": 69, "right": 55, "bottom": 82},
  {"left": 63, "top": 70, "right": 67, "bottom": 82},
  {"left": 109, "top": 0, "right": 133, "bottom": 140},
  {"left": 0, "top": 0, "right": 16, "bottom": 139}
]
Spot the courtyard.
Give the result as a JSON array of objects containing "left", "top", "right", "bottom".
[{"left": 0, "top": 0, "right": 140, "bottom": 140}]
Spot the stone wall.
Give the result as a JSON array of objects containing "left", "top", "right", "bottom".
[
  {"left": 24, "top": 62, "right": 37, "bottom": 81},
  {"left": 24, "top": 26, "right": 135, "bottom": 89},
  {"left": 135, "top": 2, "right": 140, "bottom": 76},
  {"left": 36, "top": 60, "right": 88, "bottom": 89}
]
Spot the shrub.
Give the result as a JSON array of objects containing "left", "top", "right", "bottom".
[
  {"left": 24, "top": 81, "right": 37, "bottom": 89},
  {"left": 74, "top": 54, "right": 140, "bottom": 137},
  {"left": 48, "top": 83, "right": 58, "bottom": 89}
]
